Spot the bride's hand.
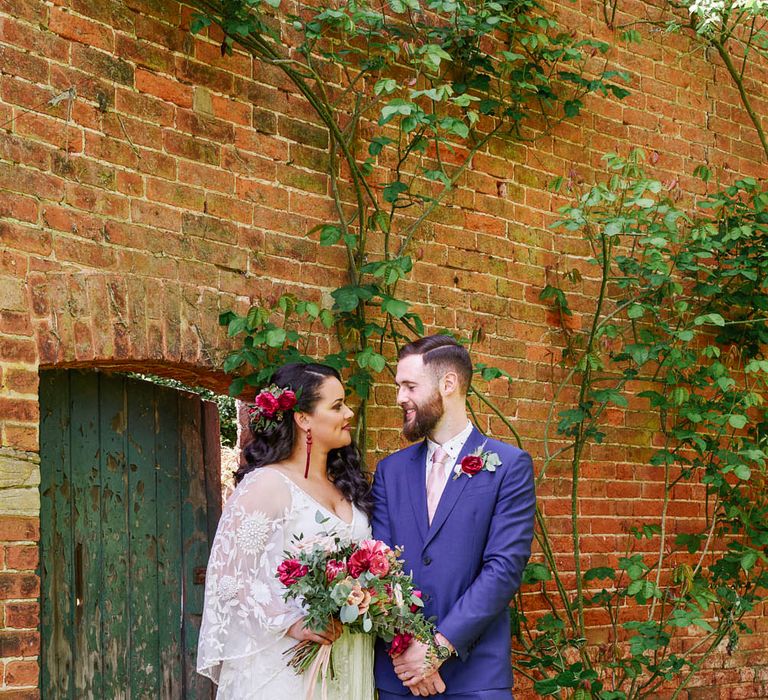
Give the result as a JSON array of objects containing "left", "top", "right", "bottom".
[{"left": 287, "top": 618, "right": 343, "bottom": 645}]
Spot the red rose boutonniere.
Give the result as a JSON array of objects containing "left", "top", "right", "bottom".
[{"left": 452, "top": 441, "right": 502, "bottom": 480}]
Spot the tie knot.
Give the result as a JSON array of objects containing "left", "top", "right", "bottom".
[{"left": 431, "top": 446, "right": 449, "bottom": 466}]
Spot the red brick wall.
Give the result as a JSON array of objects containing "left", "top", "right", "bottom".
[{"left": 0, "top": 0, "right": 766, "bottom": 696}]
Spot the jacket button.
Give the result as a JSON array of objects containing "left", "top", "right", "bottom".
[
  {"left": 423, "top": 593, "right": 431, "bottom": 602},
  {"left": 423, "top": 555, "right": 432, "bottom": 565}
]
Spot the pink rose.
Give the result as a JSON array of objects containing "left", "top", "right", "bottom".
[
  {"left": 358, "top": 539, "right": 389, "bottom": 555},
  {"left": 255, "top": 390, "right": 279, "bottom": 417},
  {"left": 368, "top": 552, "right": 390, "bottom": 577},
  {"left": 325, "top": 559, "right": 347, "bottom": 583},
  {"left": 277, "top": 390, "right": 297, "bottom": 411},
  {"left": 410, "top": 590, "right": 422, "bottom": 613},
  {"left": 389, "top": 632, "right": 413, "bottom": 658},
  {"left": 277, "top": 559, "right": 308, "bottom": 586},
  {"left": 460, "top": 455, "right": 484, "bottom": 476}
]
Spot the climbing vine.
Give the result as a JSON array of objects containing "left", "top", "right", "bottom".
[
  {"left": 171, "top": 0, "right": 768, "bottom": 696},
  {"left": 526, "top": 151, "right": 768, "bottom": 697},
  {"left": 185, "top": 0, "right": 628, "bottom": 448}
]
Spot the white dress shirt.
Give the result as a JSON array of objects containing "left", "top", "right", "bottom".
[{"left": 425, "top": 421, "right": 474, "bottom": 486}]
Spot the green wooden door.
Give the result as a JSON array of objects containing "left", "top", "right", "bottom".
[{"left": 39, "top": 370, "right": 221, "bottom": 699}]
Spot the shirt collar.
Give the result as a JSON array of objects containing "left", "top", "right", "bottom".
[{"left": 426, "top": 421, "right": 474, "bottom": 466}]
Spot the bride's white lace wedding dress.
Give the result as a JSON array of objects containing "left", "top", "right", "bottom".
[{"left": 197, "top": 467, "right": 375, "bottom": 699}]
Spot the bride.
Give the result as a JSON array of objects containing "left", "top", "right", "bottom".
[{"left": 197, "top": 362, "right": 375, "bottom": 699}]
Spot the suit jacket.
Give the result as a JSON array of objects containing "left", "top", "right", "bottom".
[{"left": 371, "top": 426, "right": 536, "bottom": 695}]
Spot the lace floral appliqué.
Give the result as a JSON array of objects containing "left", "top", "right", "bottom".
[
  {"left": 238, "top": 512, "right": 271, "bottom": 554},
  {"left": 218, "top": 575, "right": 239, "bottom": 602}
]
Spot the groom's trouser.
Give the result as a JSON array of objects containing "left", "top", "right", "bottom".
[{"left": 377, "top": 691, "right": 513, "bottom": 699}]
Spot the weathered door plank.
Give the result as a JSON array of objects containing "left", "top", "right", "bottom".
[
  {"left": 69, "top": 371, "right": 103, "bottom": 696},
  {"left": 127, "top": 379, "right": 160, "bottom": 699},
  {"left": 179, "top": 395, "right": 215, "bottom": 699},
  {"left": 156, "top": 388, "right": 183, "bottom": 699},
  {"left": 99, "top": 372, "right": 130, "bottom": 699},
  {"left": 39, "top": 370, "right": 75, "bottom": 699}
]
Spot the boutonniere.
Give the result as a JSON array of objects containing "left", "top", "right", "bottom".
[{"left": 452, "top": 441, "right": 502, "bottom": 479}]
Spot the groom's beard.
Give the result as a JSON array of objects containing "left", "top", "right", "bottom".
[{"left": 402, "top": 390, "right": 444, "bottom": 441}]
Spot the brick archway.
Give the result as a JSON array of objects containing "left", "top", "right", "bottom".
[
  {"left": 29, "top": 270, "right": 242, "bottom": 391},
  {"left": 1, "top": 269, "right": 245, "bottom": 698}
]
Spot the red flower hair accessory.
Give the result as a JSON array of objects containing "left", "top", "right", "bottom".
[{"left": 247, "top": 384, "right": 298, "bottom": 432}]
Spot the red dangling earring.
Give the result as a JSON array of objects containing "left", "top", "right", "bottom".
[{"left": 304, "top": 428, "right": 312, "bottom": 479}]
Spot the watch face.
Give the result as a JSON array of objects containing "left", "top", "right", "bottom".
[{"left": 437, "top": 645, "right": 451, "bottom": 660}]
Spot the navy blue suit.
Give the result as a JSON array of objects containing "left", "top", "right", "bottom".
[{"left": 372, "top": 427, "right": 536, "bottom": 698}]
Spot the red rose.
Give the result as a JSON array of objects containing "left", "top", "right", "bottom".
[
  {"left": 255, "top": 391, "right": 279, "bottom": 417},
  {"left": 410, "top": 590, "right": 422, "bottom": 613},
  {"left": 325, "top": 559, "right": 347, "bottom": 583},
  {"left": 348, "top": 548, "right": 372, "bottom": 578},
  {"left": 461, "top": 455, "right": 484, "bottom": 476},
  {"left": 389, "top": 632, "right": 413, "bottom": 658},
  {"left": 348, "top": 539, "right": 390, "bottom": 577},
  {"left": 277, "top": 390, "right": 297, "bottom": 411},
  {"left": 277, "top": 559, "right": 308, "bottom": 586}
]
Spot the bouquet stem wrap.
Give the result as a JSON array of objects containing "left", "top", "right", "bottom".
[{"left": 305, "top": 643, "right": 332, "bottom": 700}]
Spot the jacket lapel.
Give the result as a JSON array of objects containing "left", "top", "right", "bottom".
[
  {"left": 407, "top": 440, "right": 429, "bottom": 541},
  {"left": 423, "top": 426, "right": 485, "bottom": 549}
]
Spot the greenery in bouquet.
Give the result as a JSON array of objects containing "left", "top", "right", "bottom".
[{"left": 277, "top": 518, "right": 434, "bottom": 675}]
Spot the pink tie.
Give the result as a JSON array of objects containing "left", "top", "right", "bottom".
[{"left": 427, "top": 446, "right": 449, "bottom": 524}]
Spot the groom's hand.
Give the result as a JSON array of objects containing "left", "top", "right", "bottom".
[
  {"left": 393, "top": 640, "right": 430, "bottom": 685},
  {"left": 408, "top": 671, "right": 446, "bottom": 696}
]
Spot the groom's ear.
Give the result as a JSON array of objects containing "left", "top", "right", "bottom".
[{"left": 439, "top": 370, "right": 460, "bottom": 397}]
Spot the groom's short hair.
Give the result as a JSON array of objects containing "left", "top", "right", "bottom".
[{"left": 399, "top": 335, "right": 472, "bottom": 394}]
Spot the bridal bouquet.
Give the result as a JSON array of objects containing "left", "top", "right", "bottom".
[{"left": 277, "top": 525, "right": 434, "bottom": 687}]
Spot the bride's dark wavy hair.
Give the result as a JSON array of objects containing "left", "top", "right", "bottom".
[{"left": 236, "top": 362, "right": 373, "bottom": 517}]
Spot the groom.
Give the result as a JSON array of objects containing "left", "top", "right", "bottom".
[{"left": 372, "top": 335, "right": 536, "bottom": 698}]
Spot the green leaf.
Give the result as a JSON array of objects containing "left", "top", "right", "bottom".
[
  {"left": 223, "top": 353, "right": 244, "bottom": 373},
  {"left": 374, "top": 79, "right": 398, "bottom": 96},
  {"left": 228, "top": 376, "right": 246, "bottom": 397},
  {"left": 190, "top": 14, "right": 213, "bottom": 34},
  {"left": 319, "top": 225, "right": 342, "bottom": 246},
  {"left": 369, "top": 353, "right": 386, "bottom": 373},
  {"left": 227, "top": 316, "right": 247, "bottom": 337},
  {"left": 733, "top": 464, "right": 751, "bottom": 480},
  {"left": 331, "top": 285, "right": 374, "bottom": 312},
  {"left": 694, "top": 313, "right": 725, "bottom": 327},
  {"left": 383, "top": 181, "right": 409, "bottom": 203},
  {"left": 371, "top": 210, "right": 390, "bottom": 233},
  {"left": 563, "top": 99, "right": 582, "bottom": 117},
  {"left": 584, "top": 567, "right": 615, "bottom": 581},
  {"left": 382, "top": 296, "right": 409, "bottom": 318},
  {"left": 523, "top": 562, "right": 552, "bottom": 583},
  {"left": 369, "top": 136, "right": 395, "bottom": 156},
  {"left": 355, "top": 347, "right": 386, "bottom": 373},
  {"left": 728, "top": 414, "right": 748, "bottom": 429},
  {"left": 741, "top": 550, "right": 758, "bottom": 571},
  {"left": 340, "top": 604, "right": 359, "bottom": 623},
  {"left": 319, "top": 309, "right": 335, "bottom": 328},
  {"left": 675, "top": 533, "right": 704, "bottom": 553},
  {"left": 534, "top": 678, "right": 561, "bottom": 694},
  {"left": 265, "top": 328, "right": 286, "bottom": 347}
]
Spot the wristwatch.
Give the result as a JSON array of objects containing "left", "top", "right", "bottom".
[{"left": 434, "top": 642, "right": 453, "bottom": 661}]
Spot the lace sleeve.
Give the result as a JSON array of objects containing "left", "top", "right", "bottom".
[{"left": 197, "top": 468, "right": 303, "bottom": 684}]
